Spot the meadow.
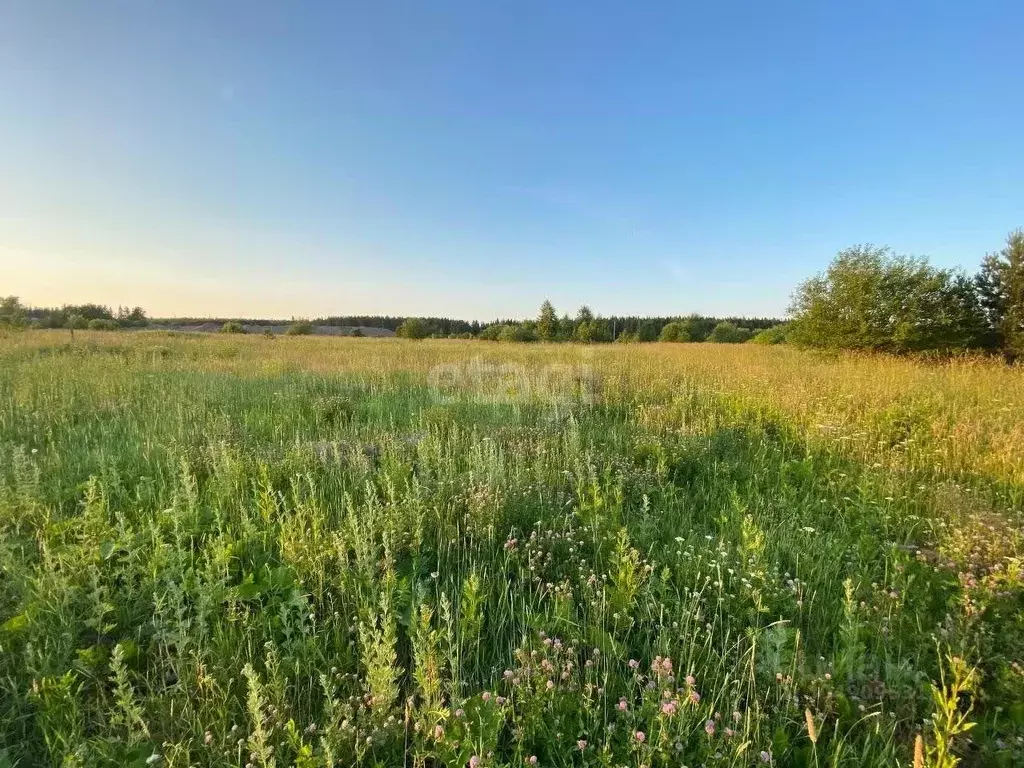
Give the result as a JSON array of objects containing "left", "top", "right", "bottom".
[{"left": 0, "top": 331, "right": 1022, "bottom": 767}]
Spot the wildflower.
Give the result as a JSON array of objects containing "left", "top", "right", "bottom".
[
  {"left": 528, "top": 758, "right": 538, "bottom": 766},
  {"left": 618, "top": 698, "right": 629, "bottom": 711},
  {"left": 732, "top": 711, "right": 742, "bottom": 723},
  {"left": 661, "top": 700, "right": 677, "bottom": 716},
  {"left": 204, "top": 731, "right": 213, "bottom": 745},
  {"left": 433, "top": 725, "right": 445, "bottom": 741},
  {"left": 577, "top": 740, "right": 587, "bottom": 750},
  {"left": 546, "top": 679, "right": 554, "bottom": 690},
  {"left": 146, "top": 756, "right": 161, "bottom": 766},
  {"left": 469, "top": 756, "right": 481, "bottom": 768},
  {"left": 635, "top": 731, "right": 646, "bottom": 743},
  {"left": 760, "top": 750, "right": 772, "bottom": 763},
  {"left": 689, "top": 690, "right": 701, "bottom": 704},
  {"left": 705, "top": 720, "right": 716, "bottom": 735},
  {"left": 685, "top": 675, "right": 696, "bottom": 686},
  {"left": 482, "top": 691, "right": 492, "bottom": 702},
  {"left": 628, "top": 659, "right": 640, "bottom": 670},
  {"left": 455, "top": 709, "right": 465, "bottom": 718}
]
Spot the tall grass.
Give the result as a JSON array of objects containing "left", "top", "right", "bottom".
[{"left": 0, "top": 331, "right": 1020, "bottom": 767}]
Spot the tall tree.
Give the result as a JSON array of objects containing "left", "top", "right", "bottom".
[
  {"left": 572, "top": 305, "right": 594, "bottom": 342},
  {"left": 0, "top": 296, "right": 26, "bottom": 328},
  {"left": 537, "top": 300, "right": 557, "bottom": 342},
  {"left": 976, "top": 229, "right": 1024, "bottom": 360}
]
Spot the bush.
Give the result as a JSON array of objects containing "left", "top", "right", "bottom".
[
  {"left": 396, "top": 318, "right": 429, "bottom": 339},
  {"left": 707, "top": 321, "right": 753, "bottom": 343},
  {"left": 788, "top": 245, "right": 985, "bottom": 353},
  {"left": 221, "top": 321, "right": 246, "bottom": 334},
  {"left": 497, "top": 324, "right": 537, "bottom": 342},
  {"left": 350, "top": 328, "right": 365, "bottom": 337},
  {"left": 87, "top": 318, "right": 119, "bottom": 331},
  {"left": 750, "top": 324, "right": 788, "bottom": 344},
  {"left": 658, "top": 321, "right": 689, "bottom": 342},
  {"left": 286, "top": 320, "right": 314, "bottom": 335},
  {"left": 479, "top": 323, "right": 507, "bottom": 341}
]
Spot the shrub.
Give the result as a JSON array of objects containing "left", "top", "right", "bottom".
[
  {"left": 350, "top": 327, "right": 365, "bottom": 337},
  {"left": 87, "top": 318, "right": 119, "bottom": 331},
  {"left": 497, "top": 324, "right": 537, "bottom": 342},
  {"left": 658, "top": 322, "right": 689, "bottom": 342},
  {"left": 286, "top": 320, "right": 314, "bottom": 336},
  {"left": 479, "top": 323, "right": 507, "bottom": 341},
  {"left": 707, "top": 321, "right": 753, "bottom": 343},
  {"left": 396, "top": 318, "right": 429, "bottom": 339},
  {"left": 221, "top": 321, "right": 246, "bottom": 334},
  {"left": 750, "top": 324, "right": 788, "bottom": 344}
]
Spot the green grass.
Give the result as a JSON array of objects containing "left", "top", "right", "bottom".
[{"left": 0, "top": 332, "right": 1021, "bottom": 767}]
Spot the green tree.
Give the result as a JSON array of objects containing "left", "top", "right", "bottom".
[
  {"left": 789, "top": 245, "right": 985, "bottom": 353},
  {"left": 350, "top": 327, "right": 365, "bottom": 337},
  {"left": 680, "top": 315, "right": 715, "bottom": 342},
  {"left": 572, "top": 305, "right": 595, "bottom": 342},
  {"left": 87, "top": 318, "right": 119, "bottom": 331},
  {"left": 557, "top": 313, "right": 574, "bottom": 341},
  {"left": 637, "top": 319, "right": 660, "bottom": 342},
  {"left": 65, "top": 312, "right": 86, "bottom": 340},
  {"left": 658, "top": 321, "right": 688, "bottom": 342},
  {"left": 537, "top": 300, "right": 557, "bottom": 341},
  {"left": 707, "top": 321, "right": 753, "bottom": 343},
  {"left": 396, "top": 318, "right": 429, "bottom": 339},
  {"left": 589, "top": 317, "right": 612, "bottom": 342},
  {"left": 976, "top": 229, "right": 1024, "bottom": 360},
  {"left": 221, "top": 321, "right": 246, "bottom": 334},
  {"left": 0, "top": 296, "right": 26, "bottom": 329}
]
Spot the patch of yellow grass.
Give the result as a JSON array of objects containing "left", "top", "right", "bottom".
[{"left": 5, "top": 330, "right": 1023, "bottom": 485}]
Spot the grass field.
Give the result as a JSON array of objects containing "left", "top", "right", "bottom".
[{"left": 1, "top": 331, "right": 1022, "bottom": 767}]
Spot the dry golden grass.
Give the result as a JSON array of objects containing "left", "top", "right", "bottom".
[{"left": 8, "top": 329, "right": 1020, "bottom": 485}]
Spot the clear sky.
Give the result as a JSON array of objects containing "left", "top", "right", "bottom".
[{"left": 2, "top": 1, "right": 1022, "bottom": 320}]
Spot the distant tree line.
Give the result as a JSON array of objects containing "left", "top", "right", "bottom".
[
  {"left": 453, "top": 303, "right": 779, "bottom": 344},
  {"left": 0, "top": 302, "right": 149, "bottom": 331},
  {"left": 320, "top": 315, "right": 483, "bottom": 336},
  {"left": 4, "top": 226, "right": 1020, "bottom": 359}
]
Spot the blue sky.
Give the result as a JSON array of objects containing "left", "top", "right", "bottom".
[{"left": 2, "top": 1, "right": 1022, "bottom": 320}]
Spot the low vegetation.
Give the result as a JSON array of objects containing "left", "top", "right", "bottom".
[{"left": 0, "top": 332, "right": 1021, "bottom": 767}]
